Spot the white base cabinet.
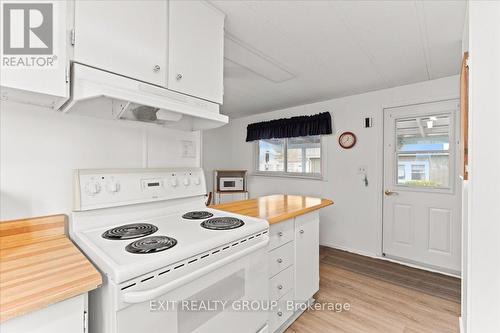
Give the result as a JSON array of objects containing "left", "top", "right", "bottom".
[
  {"left": 0, "top": 294, "right": 87, "bottom": 333},
  {"left": 294, "top": 212, "right": 320, "bottom": 302},
  {"left": 267, "top": 211, "right": 320, "bottom": 333}
]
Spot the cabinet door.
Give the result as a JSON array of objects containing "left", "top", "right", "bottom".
[
  {"left": 168, "top": 1, "right": 224, "bottom": 104},
  {"left": 294, "top": 212, "right": 319, "bottom": 301},
  {"left": 0, "top": 295, "right": 86, "bottom": 333},
  {"left": 73, "top": 0, "right": 167, "bottom": 86},
  {"left": 0, "top": 0, "right": 68, "bottom": 108}
]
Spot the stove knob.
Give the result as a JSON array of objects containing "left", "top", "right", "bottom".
[
  {"left": 86, "top": 182, "right": 101, "bottom": 195},
  {"left": 183, "top": 178, "right": 190, "bottom": 186},
  {"left": 106, "top": 181, "right": 120, "bottom": 193},
  {"left": 170, "top": 178, "right": 178, "bottom": 187}
]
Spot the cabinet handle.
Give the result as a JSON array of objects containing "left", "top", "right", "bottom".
[
  {"left": 277, "top": 258, "right": 283, "bottom": 264},
  {"left": 153, "top": 65, "right": 161, "bottom": 72},
  {"left": 278, "top": 231, "right": 283, "bottom": 237},
  {"left": 176, "top": 73, "right": 183, "bottom": 80},
  {"left": 300, "top": 229, "right": 304, "bottom": 234},
  {"left": 277, "top": 284, "right": 283, "bottom": 290},
  {"left": 277, "top": 311, "right": 283, "bottom": 317}
]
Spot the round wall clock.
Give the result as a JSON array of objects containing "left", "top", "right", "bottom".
[{"left": 338, "top": 131, "right": 357, "bottom": 149}]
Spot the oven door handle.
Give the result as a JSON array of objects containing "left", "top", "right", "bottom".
[{"left": 122, "top": 238, "right": 269, "bottom": 304}]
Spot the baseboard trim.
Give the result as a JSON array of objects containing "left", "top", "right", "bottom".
[{"left": 320, "top": 242, "right": 461, "bottom": 278}]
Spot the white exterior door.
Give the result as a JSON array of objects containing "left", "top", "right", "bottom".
[
  {"left": 383, "top": 100, "right": 461, "bottom": 274},
  {"left": 73, "top": 0, "right": 167, "bottom": 86}
]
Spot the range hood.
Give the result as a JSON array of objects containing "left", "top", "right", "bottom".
[{"left": 59, "top": 64, "right": 228, "bottom": 131}]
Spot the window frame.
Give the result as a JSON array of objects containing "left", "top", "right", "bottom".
[
  {"left": 392, "top": 111, "right": 456, "bottom": 193},
  {"left": 253, "top": 136, "right": 325, "bottom": 180}
]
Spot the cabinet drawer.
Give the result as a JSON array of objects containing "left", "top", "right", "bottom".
[
  {"left": 269, "top": 290, "right": 294, "bottom": 333},
  {"left": 268, "top": 219, "right": 294, "bottom": 250},
  {"left": 269, "top": 266, "right": 294, "bottom": 302},
  {"left": 268, "top": 242, "right": 294, "bottom": 278}
]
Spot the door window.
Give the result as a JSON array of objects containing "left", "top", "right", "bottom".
[{"left": 395, "top": 114, "right": 451, "bottom": 188}]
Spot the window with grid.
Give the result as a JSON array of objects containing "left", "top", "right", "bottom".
[{"left": 395, "top": 113, "right": 452, "bottom": 188}]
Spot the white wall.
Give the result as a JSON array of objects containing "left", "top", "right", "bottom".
[
  {"left": 465, "top": 2, "right": 500, "bottom": 332},
  {"left": 0, "top": 102, "right": 201, "bottom": 221},
  {"left": 203, "top": 75, "right": 459, "bottom": 258}
]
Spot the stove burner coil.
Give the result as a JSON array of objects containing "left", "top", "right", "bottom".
[
  {"left": 182, "top": 211, "right": 214, "bottom": 220},
  {"left": 200, "top": 217, "right": 245, "bottom": 230},
  {"left": 102, "top": 223, "right": 158, "bottom": 240},
  {"left": 125, "top": 236, "right": 177, "bottom": 254}
]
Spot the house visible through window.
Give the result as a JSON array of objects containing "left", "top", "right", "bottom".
[
  {"left": 411, "top": 164, "right": 426, "bottom": 180},
  {"left": 257, "top": 136, "right": 322, "bottom": 177},
  {"left": 395, "top": 113, "right": 452, "bottom": 188}
]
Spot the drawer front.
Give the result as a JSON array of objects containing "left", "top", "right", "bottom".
[
  {"left": 268, "top": 219, "right": 294, "bottom": 251},
  {"left": 269, "top": 290, "right": 294, "bottom": 333},
  {"left": 269, "top": 265, "right": 294, "bottom": 302},
  {"left": 268, "top": 242, "right": 294, "bottom": 278}
]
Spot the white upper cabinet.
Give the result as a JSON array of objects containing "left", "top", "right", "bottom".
[
  {"left": 168, "top": 1, "right": 224, "bottom": 104},
  {"left": 0, "top": 0, "right": 69, "bottom": 109},
  {"left": 73, "top": 0, "right": 168, "bottom": 86}
]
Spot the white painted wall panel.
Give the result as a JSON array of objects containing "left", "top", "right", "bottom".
[
  {"left": 466, "top": 2, "right": 500, "bottom": 332},
  {"left": 0, "top": 102, "right": 200, "bottom": 220}
]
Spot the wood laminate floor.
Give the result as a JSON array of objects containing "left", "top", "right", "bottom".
[{"left": 286, "top": 246, "right": 461, "bottom": 333}]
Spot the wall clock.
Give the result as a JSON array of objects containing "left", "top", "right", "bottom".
[{"left": 338, "top": 131, "right": 357, "bottom": 149}]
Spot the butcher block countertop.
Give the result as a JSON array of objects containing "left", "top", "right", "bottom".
[
  {"left": 0, "top": 214, "right": 102, "bottom": 323},
  {"left": 211, "top": 194, "right": 333, "bottom": 224}
]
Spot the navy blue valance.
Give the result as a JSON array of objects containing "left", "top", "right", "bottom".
[{"left": 245, "top": 112, "right": 332, "bottom": 142}]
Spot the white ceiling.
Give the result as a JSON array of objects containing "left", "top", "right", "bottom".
[{"left": 209, "top": 0, "right": 466, "bottom": 118}]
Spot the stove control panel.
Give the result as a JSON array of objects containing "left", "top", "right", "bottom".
[{"left": 74, "top": 168, "right": 206, "bottom": 211}]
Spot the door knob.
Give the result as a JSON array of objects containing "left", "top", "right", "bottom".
[{"left": 384, "top": 190, "right": 398, "bottom": 196}]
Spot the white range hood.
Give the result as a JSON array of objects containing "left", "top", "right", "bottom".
[{"left": 59, "top": 64, "right": 228, "bottom": 131}]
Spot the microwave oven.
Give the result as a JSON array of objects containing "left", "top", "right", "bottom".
[{"left": 219, "top": 177, "right": 244, "bottom": 191}]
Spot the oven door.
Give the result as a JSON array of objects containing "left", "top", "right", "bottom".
[{"left": 117, "top": 242, "right": 269, "bottom": 333}]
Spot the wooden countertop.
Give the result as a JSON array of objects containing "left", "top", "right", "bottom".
[
  {"left": 0, "top": 214, "right": 102, "bottom": 323},
  {"left": 211, "top": 194, "right": 333, "bottom": 224}
]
